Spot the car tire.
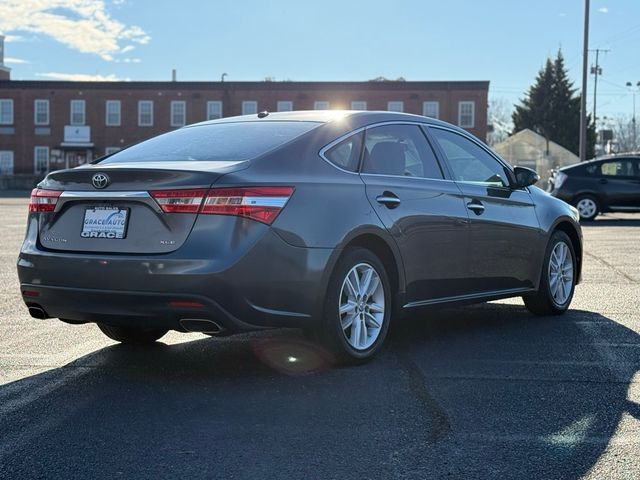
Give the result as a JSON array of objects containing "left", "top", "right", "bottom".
[
  {"left": 574, "top": 195, "right": 599, "bottom": 221},
  {"left": 319, "top": 247, "right": 392, "bottom": 364},
  {"left": 523, "top": 230, "right": 576, "bottom": 316},
  {"left": 97, "top": 323, "right": 168, "bottom": 345}
]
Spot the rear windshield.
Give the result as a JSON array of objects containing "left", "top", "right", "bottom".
[{"left": 98, "top": 121, "right": 320, "bottom": 163}]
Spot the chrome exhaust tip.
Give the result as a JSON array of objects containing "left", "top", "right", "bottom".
[{"left": 179, "top": 318, "right": 223, "bottom": 334}]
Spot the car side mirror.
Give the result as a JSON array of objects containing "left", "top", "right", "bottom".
[{"left": 513, "top": 166, "right": 540, "bottom": 188}]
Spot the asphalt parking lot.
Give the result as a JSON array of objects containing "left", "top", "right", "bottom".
[{"left": 1, "top": 197, "right": 639, "bottom": 480}]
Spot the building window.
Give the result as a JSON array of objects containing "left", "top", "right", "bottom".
[
  {"left": 34, "top": 146, "right": 49, "bottom": 174},
  {"left": 387, "top": 101, "right": 404, "bottom": 112},
  {"left": 105, "top": 147, "right": 121, "bottom": 156},
  {"left": 171, "top": 101, "right": 186, "bottom": 127},
  {"left": 105, "top": 100, "right": 121, "bottom": 126},
  {"left": 242, "top": 101, "right": 258, "bottom": 115},
  {"left": 423, "top": 101, "right": 439, "bottom": 119},
  {"left": 207, "top": 101, "right": 222, "bottom": 120},
  {"left": 314, "top": 101, "right": 330, "bottom": 110},
  {"left": 351, "top": 101, "right": 367, "bottom": 110},
  {"left": 277, "top": 101, "right": 293, "bottom": 112},
  {"left": 0, "top": 151, "right": 13, "bottom": 175},
  {"left": 458, "top": 101, "right": 475, "bottom": 128},
  {"left": 34, "top": 99, "right": 50, "bottom": 125},
  {"left": 70, "top": 100, "right": 86, "bottom": 125},
  {"left": 138, "top": 100, "right": 154, "bottom": 126},
  {"left": 0, "top": 99, "right": 13, "bottom": 124}
]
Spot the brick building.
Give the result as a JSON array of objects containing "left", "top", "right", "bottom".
[{"left": 0, "top": 37, "right": 489, "bottom": 177}]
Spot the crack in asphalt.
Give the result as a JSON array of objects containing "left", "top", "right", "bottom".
[{"left": 585, "top": 251, "right": 638, "bottom": 283}]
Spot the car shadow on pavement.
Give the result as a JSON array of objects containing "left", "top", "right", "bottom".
[
  {"left": 1, "top": 303, "right": 638, "bottom": 479},
  {"left": 584, "top": 215, "right": 640, "bottom": 227}
]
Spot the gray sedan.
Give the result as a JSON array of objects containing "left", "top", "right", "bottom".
[{"left": 18, "top": 111, "right": 583, "bottom": 362}]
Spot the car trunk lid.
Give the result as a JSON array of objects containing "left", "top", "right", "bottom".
[{"left": 35, "top": 161, "right": 248, "bottom": 254}]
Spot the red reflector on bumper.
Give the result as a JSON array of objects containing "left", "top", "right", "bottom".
[{"left": 169, "top": 300, "right": 205, "bottom": 309}]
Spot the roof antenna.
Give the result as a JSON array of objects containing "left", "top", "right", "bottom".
[{"left": 257, "top": 111, "right": 269, "bottom": 118}]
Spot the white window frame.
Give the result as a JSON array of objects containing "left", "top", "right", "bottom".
[
  {"left": 138, "top": 100, "right": 154, "bottom": 126},
  {"left": 34, "top": 146, "right": 49, "bottom": 174},
  {"left": 105, "top": 100, "right": 121, "bottom": 126},
  {"left": 0, "top": 150, "right": 14, "bottom": 175},
  {"left": 314, "top": 101, "right": 330, "bottom": 110},
  {"left": 170, "top": 100, "right": 186, "bottom": 127},
  {"left": 350, "top": 101, "right": 367, "bottom": 110},
  {"left": 105, "top": 147, "right": 121, "bottom": 156},
  {"left": 387, "top": 101, "right": 404, "bottom": 112},
  {"left": 70, "top": 99, "right": 86, "bottom": 126},
  {"left": 0, "top": 99, "right": 14, "bottom": 125},
  {"left": 423, "top": 101, "right": 439, "bottom": 119},
  {"left": 207, "top": 101, "right": 223, "bottom": 120},
  {"left": 458, "top": 101, "right": 475, "bottom": 128},
  {"left": 277, "top": 101, "right": 293, "bottom": 112},
  {"left": 34, "top": 99, "right": 50, "bottom": 125},
  {"left": 242, "top": 101, "right": 258, "bottom": 115}
]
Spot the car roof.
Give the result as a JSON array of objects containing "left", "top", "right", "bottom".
[
  {"left": 561, "top": 154, "right": 640, "bottom": 171},
  {"left": 191, "top": 110, "right": 455, "bottom": 129}
]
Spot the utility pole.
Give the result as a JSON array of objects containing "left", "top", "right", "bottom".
[
  {"left": 589, "top": 48, "right": 609, "bottom": 126},
  {"left": 579, "top": 0, "right": 590, "bottom": 162}
]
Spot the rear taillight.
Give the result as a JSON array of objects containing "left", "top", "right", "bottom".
[
  {"left": 554, "top": 172, "right": 568, "bottom": 189},
  {"left": 150, "top": 186, "right": 294, "bottom": 225},
  {"left": 28, "top": 188, "right": 62, "bottom": 213},
  {"left": 201, "top": 187, "right": 294, "bottom": 225},
  {"left": 150, "top": 189, "right": 207, "bottom": 213}
]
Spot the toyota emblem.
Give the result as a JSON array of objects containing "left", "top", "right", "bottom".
[{"left": 91, "top": 173, "right": 110, "bottom": 189}]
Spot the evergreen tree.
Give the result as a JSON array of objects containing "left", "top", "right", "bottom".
[{"left": 513, "top": 50, "right": 596, "bottom": 158}]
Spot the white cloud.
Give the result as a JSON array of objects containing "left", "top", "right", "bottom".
[
  {"left": 36, "top": 71, "right": 121, "bottom": 81},
  {"left": 0, "top": 0, "right": 150, "bottom": 61},
  {"left": 3, "top": 34, "right": 25, "bottom": 42},
  {"left": 598, "top": 7, "right": 609, "bottom": 13},
  {"left": 5, "top": 57, "right": 29, "bottom": 64},
  {"left": 120, "top": 45, "right": 134, "bottom": 53}
]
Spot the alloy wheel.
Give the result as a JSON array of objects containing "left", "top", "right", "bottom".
[
  {"left": 338, "top": 263, "right": 385, "bottom": 351},
  {"left": 576, "top": 198, "right": 597, "bottom": 219},
  {"left": 548, "top": 241, "right": 574, "bottom": 306}
]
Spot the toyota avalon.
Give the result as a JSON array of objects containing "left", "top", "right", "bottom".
[{"left": 18, "top": 111, "right": 583, "bottom": 362}]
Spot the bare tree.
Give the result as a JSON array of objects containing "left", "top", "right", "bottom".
[
  {"left": 609, "top": 115, "right": 639, "bottom": 153},
  {"left": 487, "top": 97, "right": 514, "bottom": 146}
]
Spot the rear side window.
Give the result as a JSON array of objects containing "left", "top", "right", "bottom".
[
  {"left": 99, "top": 121, "right": 320, "bottom": 163},
  {"left": 323, "top": 132, "right": 363, "bottom": 172},
  {"left": 362, "top": 124, "right": 443, "bottom": 179},
  {"left": 600, "top": 159, "right": 635, "bottom": 177}
]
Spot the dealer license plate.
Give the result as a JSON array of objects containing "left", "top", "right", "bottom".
[{"left": 81, "top": 206, "right": 129, "bottom": 239}]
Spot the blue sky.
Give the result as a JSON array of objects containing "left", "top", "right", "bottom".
[{"left": 1, "top": 0, "right": 639, "bottom": 123}]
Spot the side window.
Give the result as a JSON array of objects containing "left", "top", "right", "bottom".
[
  {"left": 585, "top": 164, "right": 599, "bottom": 175},
  {"left": 323, "top": 131, "right": 363, "bottom": 172},
  {"left": 600, "top": 160, "right": 634, "bottom": 177},
  {"left": 362, "top": 124, "right": 443, "bottom": 179},
  {"left": 430, "top": 127, "right": 510, "bottom": 187}
]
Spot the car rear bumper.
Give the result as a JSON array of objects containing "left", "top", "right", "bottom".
[
  {"left": 17, "top": 217, "right": 335, "bottom": 332},
  {"left": 549, "top": 188, "right": 573, "bottom": 204}
]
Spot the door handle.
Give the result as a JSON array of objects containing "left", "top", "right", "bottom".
[
  {"left": 599, "top": 178, "right": 608, "bottom": 184},
  {"left": 376, "top": 192, "right": 401, "bottom": 209},
  {"left": 466, "top": 201, "right": 485, "bottom": 215}
]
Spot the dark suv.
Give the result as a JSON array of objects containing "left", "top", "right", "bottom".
[{"left": 549, "top": 155, "right": 640, "bottom": 220}]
